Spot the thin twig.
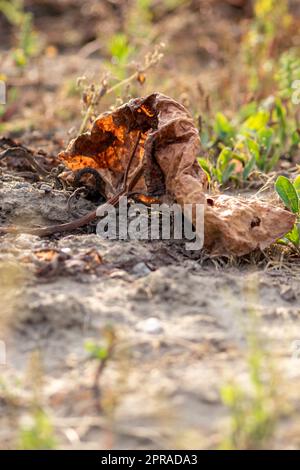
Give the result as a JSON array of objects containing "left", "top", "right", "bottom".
[
  {"left": 67, "top": 187, "right": 88, "bottom": 214},
  {"left": 93, "top": 342, "right": 114, "bottom": 414},
  {"left": 122, "top": 131, "right": 141, "bottom": 190},
  {"left": 0, "top": 192, "right": 120, "bottom": 237}
]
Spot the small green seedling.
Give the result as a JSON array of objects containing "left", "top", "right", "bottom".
[
  {"left": 214, "top": 112, "right": 235, "bottom": 146},
  {"left": 19, "top": 409, "right": 56, "bottom": 450},
  {"left": 220, "top": 324, "right": 279, "bottom": 450},
  {"left": 241, "top": 109, "right": 281, "bottom": 173},
  {"left": 214, "top": 147, "right": 243, "bottom": 185},
  {"left": 85, "top": 340, "right": 110, "bottom": 361},
  {"left": 275, "top": 175, "right": 300, "bottom": 248},
  {"left": 202, "top": 101, "right": 293, "bottom": 187}
]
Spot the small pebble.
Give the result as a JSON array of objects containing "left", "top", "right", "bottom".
[
  {"left": 132, "top": 262, "right": 151, "bottom": 277},
  {"left": 15, "top": 182, "right": 32, "bottom": 189},
  {"left": 137, "top": 317, "right": 164, "bottom": 334}
]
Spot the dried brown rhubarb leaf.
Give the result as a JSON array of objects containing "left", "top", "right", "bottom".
[
  {"left": 204, "top": 195, "right": 295, "bottom": 256},
  {"left": 59, "top": 93, "right": 207, "bottom": 203},
  {"left": 59, "top": 93, "right": 295, "bottom": 256}
]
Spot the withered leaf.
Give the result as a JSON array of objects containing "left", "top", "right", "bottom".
[
  {"left": 59, "top": 93, "right": 295, "bottom": 256},
  {"left": 204, "top": 195, "right": 295, "bottom": 256}
]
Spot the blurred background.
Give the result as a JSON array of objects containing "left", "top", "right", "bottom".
[{"left": 1, "top": 0, "right": 299, "bottom": 140}]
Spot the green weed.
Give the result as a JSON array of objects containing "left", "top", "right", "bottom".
[
  {"left": 220, "top": 291, "right": 280, "bottom": 450},
  {"left": 275, "top": 175, "right": 300, "bottom": 248},
  {"left": 19, "top": 409, "right": 56, "bottom": 450},
  {"left": 18, "top": 352, "right": 56, "bottom": 450}
]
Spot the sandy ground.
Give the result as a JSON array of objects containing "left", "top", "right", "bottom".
[{"left": 1, "top": 176, "right": 300, "bottom": 450}]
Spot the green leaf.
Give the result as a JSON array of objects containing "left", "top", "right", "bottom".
[
  {"left": 238, "top": 101, "right": 258, "bottom": 121},
  {"left": 243, "top": 155, "right": 256, "bottom": 180},
  {"left": 216, "top": 147, "right": 242, "bottom": 184},
  {"left": 246, "top": 138, "right": 260, "bottom": 163},
  {"left": 217, "top": 147, "right": 232, "bottom": 169},
  {"left": 275, "top": 176, "right": 299, "bottom": 214},
  {"left": 85, "top": 341, "right": 108, "bottom": 360},
  {"left": 285, "top": 224, "right": 300, "bottom": 247},
  {"left": 0, "top": 0, "right": 24, "bottom": 26},
  {"left": 221, "top": 384, "right": 244, "bottom": 407},
  {"left": 291, "top": 130, "right": 300, "bottom": 146},
  {"left": 108, "top": 33, "right": 132, "bottom": 63},
  {"left": 254, "top": 127, "right": 275, "bottom": 170},
  {"left": 274, "top": 99, "right": 287, "bottom": 144},
  {"left": 243, "top": 110, "right": 270, "bottom": 132},
  {"left": 214, "top": 113, "right": 234, "bottom": 142},
  {"left": 222, "top": 162, "right": 236, "bottom": 183},
  {"left": 257, "top": 127, "right": 274, "bottom": 154},
  {"left": 294, "top": 175, "right": 300, "bottom": 199},
  {"left": 198, "top": 158, "right": 211, "bottom": 182},
  {"left": 19, "top": 410, "right": 56, "bottom": 450}
]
